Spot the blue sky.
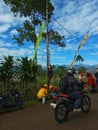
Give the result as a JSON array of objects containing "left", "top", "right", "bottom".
[{"left": 0, "top": 0, "right": 98, "bottom": 67}]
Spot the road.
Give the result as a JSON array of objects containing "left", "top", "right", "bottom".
[{"left": 0, "top": 93, "right": 98, "bottom": 130}]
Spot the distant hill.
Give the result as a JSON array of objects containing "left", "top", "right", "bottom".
[
  {"left": 42, "top": 64, "right": 98, "bottom": 74},
  {"left": 72, "top": 64, "right": 97, "bottom": 74}
]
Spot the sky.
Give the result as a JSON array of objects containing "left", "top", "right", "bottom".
[{"left": 0, "top": 0, "right": 98, "bottom": 67}]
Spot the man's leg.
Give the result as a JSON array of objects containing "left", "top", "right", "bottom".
[
  {"left": 70, "top": 92, "right": 82, "bottom": 109},
  {"left": 74, "top": 93, "right": 82, "bottom": 109}
]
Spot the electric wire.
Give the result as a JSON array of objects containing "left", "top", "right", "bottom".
[
  {"left": 52, "top": 17, "right": 98, "bottom": 56},
  {"left": 45, "top": 1, "right": 98, "bottom": 64},
  {"left": 84, "top": 44, "right": 98, "bottom": 55}
]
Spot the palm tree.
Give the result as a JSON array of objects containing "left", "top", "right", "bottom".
[
  {"left": 0, "top": 56, "right": 14, "bottom": 95},
  {"left": 75, "top": 55, "right": 84, "bottom": 64},
  {"left": 15, "top": 57, "right": 33, "bottom": 95}
]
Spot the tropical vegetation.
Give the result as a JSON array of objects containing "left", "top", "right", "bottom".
[{"left": 0, "top": 1, "right": 87, "bottom": 109}]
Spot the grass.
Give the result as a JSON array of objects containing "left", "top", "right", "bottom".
[{"left": 25, "top": 98, "right": 39, "bottom": 107}]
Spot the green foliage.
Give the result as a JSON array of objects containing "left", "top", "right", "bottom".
[
  {"left": 0, "top": 56, "right": 15, "bottom": 95},
  {"left": 38, "top": 75, "right": 47, "bottom": 85},
  {"left": 24, "top": 83, "right": 38, "bottom": 100},
  {"left": 3, "top": 0, "right": 54, "bottom": 45},
  {"left": 13, "top": 20, "right": 37, "bottom": 45},
  {"left": 0, "top": 56, "right": 14, "bottom": 81},
  {"left": 15, "top": 57, "right": 33, "bottom": 82},
  {"left": 43, "top": 29, "right": 66, "bottom": 47},
  {"left": 54, "top": 65, "right": 67, "bottom": 77},
  {"left": 3, "top": 0, "right": 54, "bottom": 18},
  {"left": 3, "top": 0, "right": 66, "bottom": 63},
  {"left": 0, "top": 55, "right": 88, "bottom": 103},
  {"left": 78, "top": 67, "right": 87, "bottom": 73},
  {"left": 25, "top": 99, "right": 39, "bottom": 107},
  {"left": 3, "top": 0, "right": 54, "bottom": 63}
]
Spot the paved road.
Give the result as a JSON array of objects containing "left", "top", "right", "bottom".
[{"left": 0, "top": 93, "right": 98, "bottom": 130}]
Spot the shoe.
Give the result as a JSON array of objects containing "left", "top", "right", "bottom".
[
  {"left": 76, "top": 108, "right": 81, "bottom": 112},
  {"left": 50, "top": 103, "right": 56, "bottom": 108},
  {"left": 73, "top": 108, "right": 81, "bottom": 112},
  {"left": 73, "top": 109, "right": 77, "bottom": 112}
]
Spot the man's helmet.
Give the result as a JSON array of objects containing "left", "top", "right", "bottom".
[
  {"left": 48, "top": 65, "right": 52, "bottom": 69},
  {"left": 48, "top": 65, "right": 50, "bottom": 69},
  {"left": 67, "top": 68, "right": 76, "bottom": 75}
]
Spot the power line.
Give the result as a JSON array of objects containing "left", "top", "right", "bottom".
[
  {"left": 52, "top": 17, "right": 89, "bottom": 49},
  {"left": 69, "top": 15, "right": 90, "bottom": 32},
  {"left": 51, "top": 18, "right": 98, "bottom": 59},
  {"left": 48, "top": 5, "right": 98, "bottom": 61},
  {"left": 52, "top": 18, "right": 74, "bottom": 36},
  {"left": 51, "top": 16, "right": 98, "bottom": 57},
  {"left": 84, "top": 44, "right": 98, "bottom": 55}
]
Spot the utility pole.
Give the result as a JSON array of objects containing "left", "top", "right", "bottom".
[{"left": 46, "top": 0, "right": 50, "bottom": 87}]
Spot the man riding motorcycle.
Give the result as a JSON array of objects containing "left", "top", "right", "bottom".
[{"left": 61, "top": 69, "right": 82, "bottom": 112}]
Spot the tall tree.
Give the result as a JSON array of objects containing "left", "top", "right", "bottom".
[{"left": 3, "top": 0, "right": 65, "bottom": 62}]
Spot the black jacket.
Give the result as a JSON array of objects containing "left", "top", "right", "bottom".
[{"left": 66, "top": 73, "right": 81, "bottom": 93}]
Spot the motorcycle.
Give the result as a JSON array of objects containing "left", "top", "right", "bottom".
[
  {"left": 0, "top": 89, "right": 25, "bottom": 112},
  {"left": 50, "top": 90, "right": 91, "bottom": 123}
]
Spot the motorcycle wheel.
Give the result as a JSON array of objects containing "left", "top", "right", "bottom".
[
  {"left": 54, "top": 101, "right": 69, "bottom": 123},
  {"left": 18, "top": 100, "right": 25, "bottom": 109},
  {"left": 81, "top": 95, "right": 91, "bottom": 113}
]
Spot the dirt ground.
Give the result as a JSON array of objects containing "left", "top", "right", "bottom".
[{"left": 0, "top": 93, "right": 98, "bottom": 130}]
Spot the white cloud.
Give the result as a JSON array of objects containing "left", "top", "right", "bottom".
[
  {"left": 0, "top": 46, "right": 33, "bottom": 58},
  {"left": 0, "top": 34, "right": 8, "bottom": 38},
  {"left": 0, "top": 15, "right": 13, "bottom": 23},
  {"left": 0, "top": 0, "right": 98, "bottom": 66},
  {"left": 0, "top": 40, "right": 16, "bottom": 47},
  {"left": 83, "top": 60, "right": 98, "bottom": 65},
  {"left": 52, "top": 0, "right": 98, "bottom": 37},
  {"left": 10, "top": 29, "right": 18, "bottom": 36},
  {"left": 0, "top": 24, "right": 11, "bottom": 33},
  {"left": 0, "top": 0, "right": 26, "bottom": 35}
]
